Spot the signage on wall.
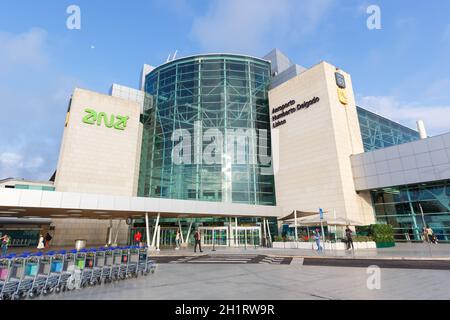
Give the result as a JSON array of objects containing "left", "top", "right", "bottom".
[
  {"left": 337, "top": 88, "right": 348, "bottom": 105},
  {"left": 335, "top": 72, "right": 346, "bottom": 89},
  {"left": 335, "top": 71, "right": 348, "bottom": 105},
  {"left": 271, "top": 97, "right": 320, "bottom": 128},
  {"left": 82, "top": 108, "right": 129, "bottom": 130}
]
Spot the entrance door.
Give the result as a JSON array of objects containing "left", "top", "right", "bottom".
[
  {"left": 231, "top": 226, "right": 261, "bottom": 247},
  {"left": 160, "top": 227, "right": 177, "bottom": 248},
  {"left": 199, "top": 227, "right": 229, "bottom": 246}
]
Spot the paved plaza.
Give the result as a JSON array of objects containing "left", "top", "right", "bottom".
[
  {"left": 8, "top": 243, "right": 450, "bottom": 300},
  {"left": 8, "top": 243, "right": 450, "bottom": 260},
  {"left": 41, "top": 262, "right": 450, "bottom": 300},
  {"left": 147, "top": 243, "right": 450, "bottom": 260}
]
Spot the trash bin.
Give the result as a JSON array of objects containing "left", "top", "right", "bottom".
[{"left": 75, "top": 239, "right": 87, "bottom": 251}]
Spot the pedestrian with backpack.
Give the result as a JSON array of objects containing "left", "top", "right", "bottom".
[
  {"left": 37, "top": 234, "right": 45, "bottom": 250},
  {"left": 313, "top": 229, "right": 323, "bottom": 253},
  {"left": 345, "top": 225, "right": 354, "bottom": 250},
  {"left": 44, "top": 232, "right": 53, "bottom": 248},
  {"left": 194, "top": 229, "right": 203, "bottom": 253}
]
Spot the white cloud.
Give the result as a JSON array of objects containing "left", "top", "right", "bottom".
[
  {"left": 0, "top": 153, "right": 22, "bottom": 167},
  {"left": 0, "top": 151, "right": 46, "bottom": 180},
  {"left": 424, "top": 78, "right": 450, "bottom": 101},
  {"left": 443, "top": 23, "right": 450, "bottom": 42},
  {"left": 358, "top": 95, "right": 450, "bottom": 136},
  {"left": 0, "top": 28, "right": 79, "bottom": 181},
  {"left": 0, "top": 28, "right": 48, "bottom": 71},
  {"left": 190, "top": 0, "right": 334, "bottom": 54},
  {"left": 0, "top": 152, "right": 44, "bottom": 169}
]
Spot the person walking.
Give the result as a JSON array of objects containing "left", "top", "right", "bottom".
[
  {"left": 134, "top": 231, "right": 142, "bottom": 246},
  {"left": 426, "top": 226, "right": 437, "bottom": 244},
  {"left": 422, "top": 227, "right": 429, "bottom": 243},
  {"left": 1, "top": 234, "right": 10, "bottom": 257},
  {"left": 37, "top": 234, "right": 45, "bottom": 250},
  {"left": 313, "top": 229, "right": 323, "bottom": 253},
  {"left": 44, "top": 232, "right": 53, "bottom": 248},
  {"left": 345, "top": 225, "right": 354, "bottom": 250},
  {"left": 175, "top": 229, "right": 181, "bottom": 250},
  {"left": 194, "top": 229, "right": 203, "bottom": 253}
]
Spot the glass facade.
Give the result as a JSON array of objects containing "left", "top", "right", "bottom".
[
  {"left": 357, "top": 106, "right": 420, "bottom": 152},
  {"left": 138, "top": 54, "right": 276, "bottom": 205},
  {"left": 14, "top": 184, "right": 55, "bottom": 191},
  {"left": 372, "top": 180, "right": 450, "bottom": 242}
]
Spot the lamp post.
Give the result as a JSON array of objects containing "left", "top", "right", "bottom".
[
  {"left": 319, "top": 208, "right": 325, "bottom": 254},
  {"left": 294, "top": 210, "right": 298, "bottom": 249},
  {"left": 212, "top": 229, "right": 216, "bottom": 251},
  {"left": 244, "top": 228, "right": 247, "bottom": 250}
]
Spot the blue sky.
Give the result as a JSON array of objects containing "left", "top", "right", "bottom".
[{"left": 1, "top": 0, "right": 450, "bottom": 180}]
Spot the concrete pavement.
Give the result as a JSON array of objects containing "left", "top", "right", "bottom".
[
  {"left": 40, "top": 263, "right": 450, "bottom": 300},
  {"left": 5, "top": 242, "right": 450, "bottom": 260}
]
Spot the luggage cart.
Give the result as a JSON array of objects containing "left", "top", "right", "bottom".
[
  {"left": 0, "top": 255, "right": 18, "bottom": 300},
  {"left": 137, "top": 247, "right": 149, "bottom": 276},
  {"left": 29, "top": 252, "right": 50, "bottom": 298},
  {"left": 55, "top": 250, "right": 76, "bottom": 293},
  {"left": 110, "top": 247, "right": 122, "bottom": 281},
  {"left": 76, "top": 249, "right": 92, "bottom": 288},
  {"left": 101, "top": 248, "right": 114, "bottom": 283},
  {"left": 9, "top": 254, "right": 31, "bottom": 300},
  {"left": 43, "top": 252, "right": 63, "bottom": 295},
  {"left": 0, "top": 257, "right": 7, "bottom": 297},
  {"left": 118, "top": 247, "right": 129, "bottom": 280},
  {"left": 126, "top": 246, "right": 139, "bottom": 278},
  {"left": 92, "top": 248, "right": 105, "bottom": 285},
  {"left": 137, "top": 246, "right": 156, "bottom": 276},
  {"left": 86, "top": 249, "right": 102, "bottom": 286},
  {"left": 147, "top": 258, "right": 157, "bottom": 275}
]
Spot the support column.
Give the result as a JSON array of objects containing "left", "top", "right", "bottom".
[
  {"left": 262, "top": 218, "right": 267, "bottom": 247},
  {"left": 185, "top": 219, "right": 193, "bottom": 247},
  {"left": 258, "top": 226, "right": 262, "bottom": 248},
  {"left": 151, "top": 213, "right": 160, "bottom": 248},
  {"left": 244, "top": 228, "right": 247, "bottom": 250},
  {"left": 228, "top": 217, "right": 232, "bottom": 247},
  {"left": 235, "top": 217, "right": 239, "bottom": 247},
  {"left": 107, "top": 219, "right": 113, "bottom": 246},
  {"left": 145, "top": 213, "right": 151, "bottom": 248},
  {"left": 294, "top": 210, "right": 298, "bottom": 248},
  {"left": 113, "top": 219, "right": 122, "bottom": 246},
  {"left": 266, "top": 219, "right": 272, "bottom": 246},
  {"left": 156, "top": 225, "right": 161, "bottom": 251},
  {"left": 178, "top": 219, "right": 185, "bottom": 244}
]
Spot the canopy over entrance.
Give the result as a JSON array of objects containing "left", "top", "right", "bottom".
[
  {"left": 278, "top": 210, "right": 319, "bottom": 221},
  {"left": 288, "top": 214, "right": 365, "bottom": 227},
  {"left": 0, "top": 189, "right": 281, "bottom": 220}
]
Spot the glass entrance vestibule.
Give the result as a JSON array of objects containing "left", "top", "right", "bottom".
[
  {"left": 199, "top": 226, "right": 262, "bottom": 247},
  {"left": 129, "top": 216, "right": 274, "bottom": 248}
]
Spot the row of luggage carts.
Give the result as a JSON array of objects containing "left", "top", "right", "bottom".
[{"left": 0, "top": 246, "right": 157, "bottom": 300}]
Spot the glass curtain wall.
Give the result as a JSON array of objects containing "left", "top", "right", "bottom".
[
  {"left": 138, "top": 55, "right": 275, "bottom": 205},
  {"left": 357, "top": 107, "right": 420, "bottom": 152},
  {"left": 372, "top": 180, "right": 450, "bottom": 242}
]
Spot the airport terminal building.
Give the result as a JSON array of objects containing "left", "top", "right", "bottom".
[{"left": 1, "top": 49, "right": 449, "bottom": 247}]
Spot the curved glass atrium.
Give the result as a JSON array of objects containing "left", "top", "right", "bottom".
[{"left": 138, "top": 54, "right": 276, "bottom": 205}]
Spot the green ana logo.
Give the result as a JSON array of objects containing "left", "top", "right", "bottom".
[{"left": 82, "top": 108, "right": 129, "bottom": 130}]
